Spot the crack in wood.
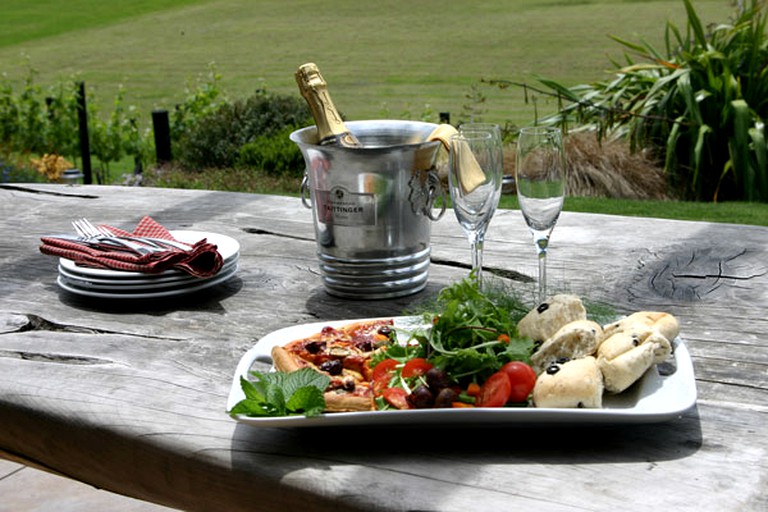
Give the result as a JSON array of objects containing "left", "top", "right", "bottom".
[
  {"left": 671, "top": 271, "right": 766, "bottom": 280},
  {"left": 0, "top": 349, "right": 111, "bottom": 365},
  {"left": 1, "top": 313, "right": 184, "bottom": 341},
  {"left": 634, "top": 245, "right": 767, "bottom": 302},
  {"left": 241, "top": 227, "right": 313, "bottom": 242},
  {"left": 0, "top": 184, "right": 98, "bottom": 198},
  {"left": 430, "top": 257, "right": 533, "bottom": 282}
]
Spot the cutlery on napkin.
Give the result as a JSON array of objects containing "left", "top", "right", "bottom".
[{"left": 40, "top": 216, "right": 224, "bottom": 278}]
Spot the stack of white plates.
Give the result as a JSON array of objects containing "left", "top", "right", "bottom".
[{"left": 56, "top": 230, "right": 240, "bottom": 299}]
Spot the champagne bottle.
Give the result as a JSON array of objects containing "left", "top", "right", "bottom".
[{"left": 295, "top": 63, "right": 362, "bottom": 148}]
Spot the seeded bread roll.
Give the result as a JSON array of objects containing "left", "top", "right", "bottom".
[
  {"left": 597, "top": 336, "right": 656, "bottom": 393},
  {"left": 530, "top": 320, "right": 605, "bottom": 375},
  {"left": 517, "top": 294, "right": 587, "bottom": 343},
  {"left": 604, "top": 311, "right": 679, "bottom": 342},
  {"left": 596, "top": 326, "right": 672, "bottom": 393},
  {"left": 532, "top": 356, "right": 603, "bottom": 408}
]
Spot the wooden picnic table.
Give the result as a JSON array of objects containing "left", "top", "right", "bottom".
[{"left": 0, "top": 183, "right": 766, "bottom": 512}]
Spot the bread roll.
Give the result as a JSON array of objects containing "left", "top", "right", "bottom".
[
  {"left": 597, "top": 339, "right": 656, "bottom": 393},
  {"left": 604, "top": 311, "right": 679, "bottom": 342},
  {"left": 600, "top": 322, "right": 672, "bottom": 364},
  {"left": 518, "top": 294, "right": 587, "bottom": 343},
  {"left": 530, "top": 320, "right": 604, "bottom": 375},
  {"left": 532, "top": 356, "right": 603, "bottom": 408}
]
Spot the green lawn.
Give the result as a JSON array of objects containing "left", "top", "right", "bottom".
[
  {"left": 0, "top": 0, "right": 733, "bottom": 128},
  {"left": 4, "top": 0, "right": 764, "bottom": 226}
]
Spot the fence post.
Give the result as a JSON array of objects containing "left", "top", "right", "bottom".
[
  {"left": 152, "top": 109, "right": 172, "bottom": 164},
  {"left": 76, "top": 82, "right": 93, "bottom": 184}
]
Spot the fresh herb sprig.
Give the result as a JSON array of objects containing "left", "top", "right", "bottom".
[{"left": 230, "top": 368, "right": 330, "bottom": 418}]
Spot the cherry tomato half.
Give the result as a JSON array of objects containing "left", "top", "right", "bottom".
[
  {"left": 476, "top": 371, "right": 512, "bottom": 407},
  {"left": 500, "top": 361, "right": 537, "bottom": 403},
  {"left": 401, "top": 358, "right": 433, "bottom": 378},
  {"left": 372, "top": 359, "right": 399, "bottom": 395},
  {"left": 382, "top": 387, "right": 410, "bottom": 409}
]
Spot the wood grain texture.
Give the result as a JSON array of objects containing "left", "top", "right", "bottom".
[{"left": 0, "top": 184, "right": 766, "bottom": 512}]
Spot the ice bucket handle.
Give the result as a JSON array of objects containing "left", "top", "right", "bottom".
[
  {"left": 423, "top": 168, "right": 446, "bottom": 221},
  {"left": 300, "top": 174, "right": 312, "bottom": 209}
]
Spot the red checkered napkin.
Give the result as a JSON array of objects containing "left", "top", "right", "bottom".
[{"left": 40, "top": 216, "right": 224, "bottom": 278}]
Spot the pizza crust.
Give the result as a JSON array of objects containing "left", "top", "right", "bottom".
[
  {"left": 324, "top": 392, "right": 375, "bottom": 412},
  {"left": 271, "top": 345, "right": 305, "bottom": 372}
]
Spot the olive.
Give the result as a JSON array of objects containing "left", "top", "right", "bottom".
[
  {"left": 356, "top": 340, "right": 374, "bottom": 352},
  {"left": 425, "top": 367, "right": 451, "bottom": 391},
  {"left": 536, "top": 302, "right": 550, "bottom": 314},
  {"left": 546, "top": 363, "right": 561, "bottom": 375},
  {"left": 434, "top": 388, "right": 458, "bottom": 408},
  {"left": 407, "top": 384, "right": 435, "bottom": 409},
  {"left": 305, "top": 341, "right": 326, "bottom": 354},
  {"left": 319, "top": 359, "right": 343, "bottom": 375}
]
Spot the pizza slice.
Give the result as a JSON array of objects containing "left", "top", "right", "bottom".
[{"left": 271, "top": 319, "right": 394, "bottom": 412}]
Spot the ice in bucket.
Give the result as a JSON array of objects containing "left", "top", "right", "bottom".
[{"left": 291, "top": 120, "right": 444, "bottom": 299}]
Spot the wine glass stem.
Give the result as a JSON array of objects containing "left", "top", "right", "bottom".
[
  {"left": 469, "top": 230, "right": 485, "bottom": 290},
  {"left": 469, "top": 234, "right": 485, "bottom": 290},
  {"left": 537, "top": 249, "right": 547, "bottom": 303},
  {"left": 535, "top": 238, "right": 549, "bottom": 303}
]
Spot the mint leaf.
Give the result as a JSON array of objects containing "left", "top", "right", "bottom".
[
  {"left": 286, "top": 385, "right": 326, "bottom": 417},
  {"left": 229, "top": 369, "right": 330, "bottom": 418}
]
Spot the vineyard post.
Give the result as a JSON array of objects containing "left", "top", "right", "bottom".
[
  {"left": 76, "top": 82, "right": 93, "bottom": 184},
  {"left": 152, "top": 109, "right": 172, "bottom": 164}
]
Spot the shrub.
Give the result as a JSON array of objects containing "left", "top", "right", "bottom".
[
  {"left": 174, "top": 89, "right": 310, "bottom": 171},
  {"left": 238, "top": 125, "right": 305, "bottom": 178},
  {"left": 532, "top": 0, "right": 768, "bottom": 202}
]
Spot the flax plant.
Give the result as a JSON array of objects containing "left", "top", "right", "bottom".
[{"left": 538, "top": 0, "right": 768, "bottom": 203}]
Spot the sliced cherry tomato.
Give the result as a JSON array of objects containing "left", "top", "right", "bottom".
[
  {"left": 401, "top": 357, "right": 433, "bottom": 378},
  {"left": 476, "top": 371, "right": 512, "bottom": 407},
  {"left": 497, "top": 333, "right": 511, "bottom": 343},
  {"left": 372, "top": 358, "right": 398, "bottom": 380},
  {"left": 382, "top": 387, "right": 410, "bottom": 409},
  {"left": 500, "top": 361, "right": 537, "bottom": 403},
  {"left": 372, "top": 359, "right": 399, "bottom": 395}
]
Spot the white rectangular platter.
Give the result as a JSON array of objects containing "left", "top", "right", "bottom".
[{"left": 227, "top": 317, "right": 697, "bottom": 428}]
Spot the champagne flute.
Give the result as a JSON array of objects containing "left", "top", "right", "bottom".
[
  {"left": 515, "top": 126, "right": 566, "bottom": 303},
  {"left": 448, "top": 131, "right": 503, "bottom": 289},
  {"left": 459, "top": 123, "right": 505, "bottom": 187}
]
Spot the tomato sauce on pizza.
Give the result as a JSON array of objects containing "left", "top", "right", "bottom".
[{"left": 271, "top": 319, "right": 394, "bottom": 411}]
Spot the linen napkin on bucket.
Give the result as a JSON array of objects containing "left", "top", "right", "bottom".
[{"left": 40, "top": 216, "right": 224, "bottom": 278}]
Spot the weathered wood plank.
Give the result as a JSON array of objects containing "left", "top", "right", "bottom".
[{"left": 0, "top": 184, "right": 766, "bottom": 512}]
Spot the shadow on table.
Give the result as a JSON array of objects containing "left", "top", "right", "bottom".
[{"left": 230, "top": 406, "right": 702, "bottom": 473}]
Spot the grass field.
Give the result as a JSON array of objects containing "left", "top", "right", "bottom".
[
  {"left": 4, "top": 0, "right": 765, "bottom": 226},
  {"left": 0, "top": 0, "right": 734, "bottom": 128}
]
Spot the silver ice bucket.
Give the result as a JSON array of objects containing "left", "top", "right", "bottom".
[{"left": 291, "top": 120, "right": 445, "bottom": 299}]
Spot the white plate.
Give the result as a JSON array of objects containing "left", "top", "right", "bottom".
[
  {"left": 59, "top": 230, "right": 239, "bottom": 279},
  {"left": 227, "top": 317, "right": 698, "bottom": 427},
  {"left": 57, "top": 256, "right": 239, "bottom": 290},
  {"left": 57, "top": 263, "right": 239, "bottom": 299}
]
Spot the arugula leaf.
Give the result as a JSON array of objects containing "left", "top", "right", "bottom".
[
  {"left": 406, "top": 277, "right": 536, "bottom": 384},
  {"left": 229, "top": 368, "right": 330, "bottom": 418}
]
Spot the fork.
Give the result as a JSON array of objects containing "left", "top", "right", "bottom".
[
  {"left": 72, "top": 219, "right": 159, "bottom": 255},
  {"left": 94, "top": 224, "right": 192, "bottom": 251}
]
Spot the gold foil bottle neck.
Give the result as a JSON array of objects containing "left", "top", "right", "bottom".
[{"left": 295, "top": 62, "right": 361, "bottom": 147}]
